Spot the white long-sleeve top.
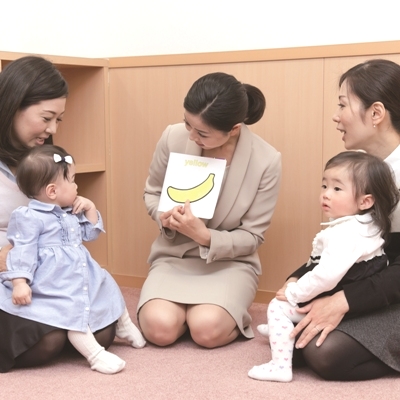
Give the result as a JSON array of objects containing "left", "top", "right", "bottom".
[
  {"left": 285, "top": 213, "right": 385, "bottom": 306},
  {"left": 0, "top": 161, "right": 29, "bottom": 246},
  {"left": 385, "top": 144, "right": 400, "bottom": 232}
]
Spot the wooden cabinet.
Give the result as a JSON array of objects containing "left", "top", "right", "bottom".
[{"left": 0, "top": 52, "right": 112, "bottom": 271}]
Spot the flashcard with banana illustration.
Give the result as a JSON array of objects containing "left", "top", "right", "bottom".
[{"left": 158, "top": 152, "right": 227, "bottom": 219}]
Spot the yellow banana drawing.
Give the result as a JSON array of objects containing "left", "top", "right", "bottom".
[{"left": 167, "top": 173, "right": 215, "bottom": 203}]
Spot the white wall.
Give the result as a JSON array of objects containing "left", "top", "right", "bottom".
[{"left": 1, "top": 0, "right": 399, "bottom": 58}]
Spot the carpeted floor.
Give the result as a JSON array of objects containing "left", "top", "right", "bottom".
[{"left": 1, "top": 287, "right": 400, "bottom": 400}]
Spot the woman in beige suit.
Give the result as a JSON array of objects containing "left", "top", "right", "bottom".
[{"left": 138, "top": 72, "right": 281, "bottom": 348}]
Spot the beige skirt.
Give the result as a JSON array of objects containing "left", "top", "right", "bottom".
[{"left": 137, "top": 255, "right": 259, "bottom": 338}]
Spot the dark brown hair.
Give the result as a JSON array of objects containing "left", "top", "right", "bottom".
[
  {"left": 183, "top": 72, "right": 266, "bottom": 132},
  {"left": 325, "top": 151, "right": 399, "bottom": 242},
  {"left": 339, "top": 59, "right": 400, "bottom": 133},
  {"left": 0, "top": 56, "right": 68, "bottom": 167},
  {"left": 16, "top": 144, "right": 74, "bottom": 198}
]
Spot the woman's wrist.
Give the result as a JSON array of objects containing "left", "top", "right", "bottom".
[
  {"left": 332, "top": 290, "right": 350, "bottom": 314},
  {"left": 197, "top": 228, "right": 211, "bottom": 247}
]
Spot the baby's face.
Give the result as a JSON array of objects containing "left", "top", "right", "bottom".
[
  {"left": 320, "top": 166, "right": 359, "bottom": 219},
  {"left": 54, "top": 164, "right": 78, "bottom": 208}
]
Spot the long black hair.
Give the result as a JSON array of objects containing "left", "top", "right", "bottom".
[{"left": 0, "top": 56, "right": 68, "bottom": 167}]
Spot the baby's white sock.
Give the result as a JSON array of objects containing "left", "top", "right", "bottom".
[
  {"left": 248, "top": 361, "right": 292, "bottom": 382},
  {"left": 257, "top": 324, "right": 269, "bottom": 337},
  {"left": 249, "top": 299, "right": 298, "bottom": 382},
  {"left": 89, "top": 349, "right": 126, "bottom": 374},
  {"left": 116, "top": 307, "right": 146, "bottom": 348},
  {"left": 68, "top": 329, "right": 125, "bottom": 374}
]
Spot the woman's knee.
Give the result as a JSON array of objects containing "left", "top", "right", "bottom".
[
  {"left": 188, "top": 305, "right": 238, "bottom": 348},
  {"left": 302, "top": 331, "right": 394, "bottom": 381},
  {"left": 302, "top": 331, "right": 363, "bottom": 380},
  {"left": 138, "top": 300, "right": 186, "bottom": 346},
  {"left": 189, "top": 324, "right": 223, "bottom": 348},
  {"left": 15, "top": 329, "right": 67, "bottom": 368},
  {"left": 38, "top": 329, "right": 68, "bottom": 356},
  {"left": 94, "top": 322, "right": 116, "bottom": 349},
  {"left": 302, "top": 336, "right": 342, "bottom": 380}
]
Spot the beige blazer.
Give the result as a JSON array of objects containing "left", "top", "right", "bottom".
[{"left": 144, "top": 123, "right": 281, "bottom": 275}]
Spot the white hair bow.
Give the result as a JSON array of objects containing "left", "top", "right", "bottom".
[{"left": 53, "top": 154, "right": 73, "bottom": 164}]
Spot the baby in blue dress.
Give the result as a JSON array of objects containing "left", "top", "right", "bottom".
[{"left": 0, "top": 144, "right": 145, "bottom": 374}]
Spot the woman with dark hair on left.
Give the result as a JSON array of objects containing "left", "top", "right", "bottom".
[{"left": 0, "top": 55, "right": 138, "bottom": 371}]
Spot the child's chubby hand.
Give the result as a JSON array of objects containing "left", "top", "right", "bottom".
[
  {"left": 275, "top": 288, "right": 288, "bottom": 301},
  {"left": 72, "top": 196, "right": 95, "bottom": 215},
  {"left": 12, "top": 279, "right": 32, "bottom": 305},
  {"left": 275, "top": 277, "right": 298, "bottom": 301}
]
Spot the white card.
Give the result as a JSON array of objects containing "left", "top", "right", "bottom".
[{"left": 158, "top": 152, "right": 227, "bottom": 219}]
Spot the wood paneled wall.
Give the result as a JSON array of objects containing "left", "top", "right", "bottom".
[{"left": 108, "top": 42, "right": 400, "bottom": 302}]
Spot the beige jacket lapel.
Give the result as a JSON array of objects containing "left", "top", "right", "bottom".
[{"left": 207, "top": 124, "right": 251, "bottom": 229}]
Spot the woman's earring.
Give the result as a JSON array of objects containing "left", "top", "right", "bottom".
[{"left": 373, "top": 124, "right": 376, "bottom": 128}]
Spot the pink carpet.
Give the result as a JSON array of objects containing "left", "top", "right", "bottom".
[{"left": 1, "top": 287, "right": 400, "bottom": 399}]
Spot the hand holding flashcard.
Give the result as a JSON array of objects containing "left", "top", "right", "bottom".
[{"left": 158, "top": 153, "right": 226, "bottom": 219}]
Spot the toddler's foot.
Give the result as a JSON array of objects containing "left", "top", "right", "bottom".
[
  {"left": 257, "top": 324, "right": 269, "bottom": 337},
  {"left": 88, "top": 348, "right": 126, "bottom": 374},
  {"left": 248, "top": 362, "right": 292, "bottom": 382},
  {"left": 116, "top": 315, "right": 146, "bottom": 349}
]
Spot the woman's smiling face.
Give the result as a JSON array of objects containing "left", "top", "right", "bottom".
[{"left": 12, "top": 98, "right": 66, "bottom": 148}]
